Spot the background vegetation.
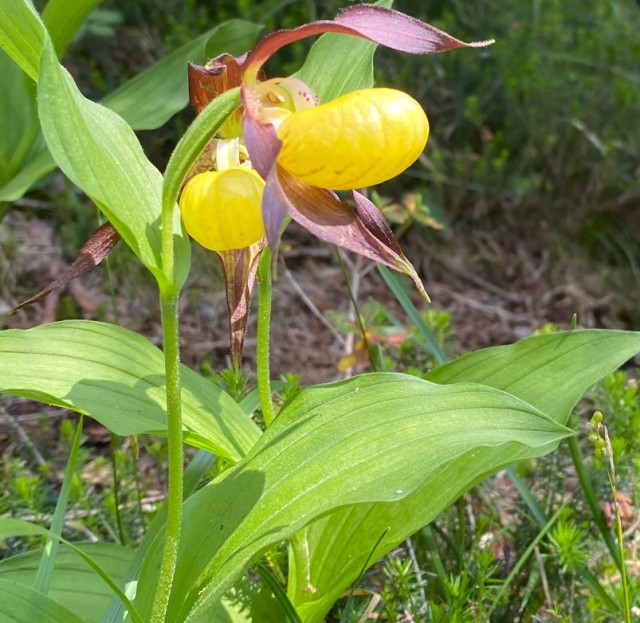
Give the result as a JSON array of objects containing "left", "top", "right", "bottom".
[{"left": 2, "top": 0, "right": 639, "bottom": 620}]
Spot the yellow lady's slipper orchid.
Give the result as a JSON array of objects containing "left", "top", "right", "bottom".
[
  {"left": 276, "top": 88, "right": 429, "bottom": 191},
  {"left": 179, "top": 168, "right": 265, "bottom": 252}
]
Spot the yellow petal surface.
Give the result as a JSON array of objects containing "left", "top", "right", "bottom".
[
  {"left": 276, "top": 88, "right": 429, "bottom": 191},
  {"left": 179, "top": 169, "right": 265, "bottom": 252}
]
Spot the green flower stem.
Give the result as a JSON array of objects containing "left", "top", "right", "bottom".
[
  {"left": 151, "top": 196, "right": 183, "bottom": 623},
  {"left": 150, "top": 292, "right": 184, "bottom": 623},
  {"left": 290, "top": 529, "right": 312, "bottom": 595},
  {"left": 257, "top": 248, "right": 277, "bottom": 427}
]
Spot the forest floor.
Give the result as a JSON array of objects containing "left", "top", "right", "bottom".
[{"left": 0, "top": 199, "right": 633, "bottom": 387}]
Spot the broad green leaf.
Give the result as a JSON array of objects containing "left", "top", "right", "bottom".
[
  {"left": 0, "top": 579, "right": 84, "bottom": 623},
  {"left": 37, "top": 33, "right": 190, "bottom": 290},
  {"left": 0, "top": 321, "right": 261, "bottom": 460},
  {"left": 294, "top": 0, "right": 392, "bottom": 103},
  {"left": 0, "top": 144, "right": 53, "bottom": 202},
  {"left": 103, "top": 20, "right": 262, "bottom": 131},
  {"left": 0, "top": 517, "right": 141, "bottom": 622},
  {"left": 426, "top": 329, "right": 640, "bottom": 424},
  {"left": 0, "top": 543, "right": 134, "bottom": 623},
  {"left": 0, "top": 48, "right": 41, "bottom": 188},
  {"left": 0, "top": 0, "right": 43, "bottom": 81},
  {"left": 131, "top": 373, "right": 570, "bottom": 621},
  {"left": 42, "top": 0, "right": 103, "bottom": 58},
  {"left": 0, "top": 19, "right": 260, "bottom": 203},
  {"left": 290, "top": 442, "right": 531, "bottom": 623},
  {"left": 288, "top": 328, "right": 640, "bottom": 621},
  {"left": 0, "top": 517, "right": 49, "bottom": 540}
]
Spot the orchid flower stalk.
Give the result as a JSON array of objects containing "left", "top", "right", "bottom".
[{"left": 179, "top": 4, "right": 492, "bottom": 367}]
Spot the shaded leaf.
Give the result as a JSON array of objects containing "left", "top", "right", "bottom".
[
  {"left": 288, "top": 328, "right": 640, "bottom": 621},
  {"left": 0, "top": 18, "right": 261, "bottom": 202},
  {"left": 103, "top": 20, "right": 262, "bottom": 131},
  {"left": 130, "top": 373, "right": 569, "bottom": 621},
  {"left": 0, "top": 48, "right": 41, "bottom": 188},
  {"left": 0, "top": 579, "right": 84, "bottom": 623},
  {"left": 42, "top": 0, "right": 103, "bottom": 58},
  {"left": 0, "top": 543, "right": 134, "bottom": 623},
  {"left": 0, "top": 320, "right": 262, "bottom": 460},
  {"left": 294, "top": 0, "right": 393, "bottom": 103}
]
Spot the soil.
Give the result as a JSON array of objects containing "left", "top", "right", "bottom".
[{"left": 0, "top": 203, "right": 631, "bottom": 389}]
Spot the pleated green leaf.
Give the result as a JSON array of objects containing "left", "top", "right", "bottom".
[
  {"left": 0, "top": 9, "right": 261, "bottom": 202},
  {"left": 0, "top": 0, "right": 102, "bottom": 81},
  {"left": 0, "top": 580, "right": 84, "bottom": 623},
  {"left": 0, "top": 321, "right": 261, "bottom": 460},
  {"left": 0, "top": 48, "right": 41, "bottom": 189},
  {"left": 287, "top": 328, "right": 640, "bottom": 622},
  {"left": 37, "top": 34, "right": 190, "bottom": 290},
  {"left": 0, "top": 543, "right": 133, "bottom": 623},
  {"left": 130, "top": 373, "right": 570, "bottom": 621},
  {"left": 0, "top": 0, "right": 43, "bottom": 81},
  {"left": 426, "top": 329, "right": 640, "bottom": 424}
]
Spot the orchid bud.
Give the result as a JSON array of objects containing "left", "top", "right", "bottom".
[
  {"left": 179, "top": 169, "right": 265, "bottom": 252},
  {"left": 276, "top": 88, "right": 429, "bottom": 191}
]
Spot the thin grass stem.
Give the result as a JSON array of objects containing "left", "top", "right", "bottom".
[
  {"left": 34, "top": 415, "right": 84, "bottom": 594},
  {"left": 567, "top": 435, "right": 622, "bottom": 570}
]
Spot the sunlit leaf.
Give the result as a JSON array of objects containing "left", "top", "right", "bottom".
[
  {"left": 131, "top": 373, "right": 570, "bottom": 621},
  {"left": 37, "top": 33, "right": 189, "bottom": 289},
  {"left": 287, "top": 328, "right": 640, "bottom": 622},
  {"left": 294, "top": 0, "right": 392, "bottom": 102},
  {"left": 0, "top": 321, "right": 261, "bottom": 460},
  {"left": 426, "top": 329, "right": 640, "bottom": 423},
  {"left": 0, "top": 544, "right": 134, "bottom": 623},
  {"left": 0, "top": 0, "right": 43, "bottom": 81}
]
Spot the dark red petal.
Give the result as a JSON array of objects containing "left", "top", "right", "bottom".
[
  {"left": 188, "top": 54, "right": 248, "bottom": 112},
  {"left": 334, "top": 4, "right": 492, "bottom": 54},
  {"left": 217, "top": 239, "right": 266, "bottom": 370},
  {"left": 10, "top": 222, "right": 121, "bottom": 314},
  {"left": 261, "top": 165, "right": 289, "bottom": 253},
  {"left": 242, "top": 6, "right": 492, "bottom": 80},
  {"left": 278, "top": 169, "right": 428, "bottom": 298}
]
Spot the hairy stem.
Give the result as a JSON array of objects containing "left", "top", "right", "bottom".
[
  {"left": 151, "top": 194, "right": 183, "bottom": 622},
  {"left": 257, "top": 248, "right": 276, "bottom": 427},
  {"left": 150, "top": 293, "right": 183, "bottom": 623}
]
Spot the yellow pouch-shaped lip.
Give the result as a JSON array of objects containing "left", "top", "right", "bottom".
[
  {"left": 179, "top": 169, "right": 265, "bottom": 252},
  {"left": 276, "top": 88, "right": 429, "bottom": 191}
]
